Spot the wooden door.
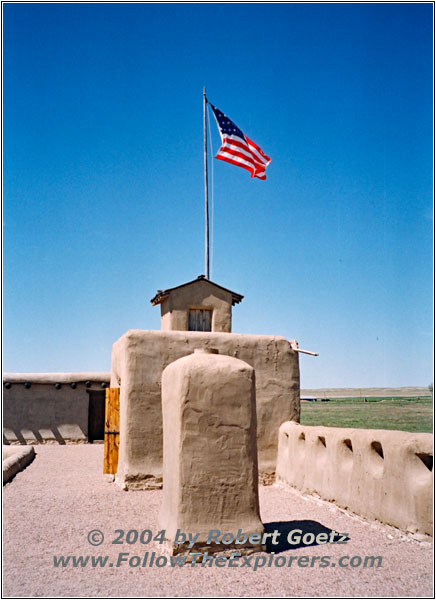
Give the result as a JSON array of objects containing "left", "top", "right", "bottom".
[{"left": 104, "top": 387, "right": 120, "bottom": 474}]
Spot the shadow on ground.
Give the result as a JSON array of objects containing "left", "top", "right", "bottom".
[{"left": 263, "top": 520, "right": 350, "bottom": 553}]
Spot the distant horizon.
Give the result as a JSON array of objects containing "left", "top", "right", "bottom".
[{"left": 2, "top": 368, "right": 432, "bottom": 391}]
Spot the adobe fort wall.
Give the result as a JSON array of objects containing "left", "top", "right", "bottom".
[
  {"left": 276, "top": 421, "right": 433, "bottom": 535},
  {"left": 111, "top": 329, "right": 300, "bottom": 489},
  {"left": 3, "top": 373, "right": 110, "bottom": 444}
]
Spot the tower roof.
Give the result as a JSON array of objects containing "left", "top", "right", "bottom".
[{"left": 150, "top": 275, "right": 244, "bottom": 307}]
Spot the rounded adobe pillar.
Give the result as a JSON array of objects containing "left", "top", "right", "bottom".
[{"left": 159, "top": 348, "right": 264, "bottom": 556}]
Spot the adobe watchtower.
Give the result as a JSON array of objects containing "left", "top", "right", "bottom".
[{"left": 150, "top": 275, "right": 243, "bottom": 333}]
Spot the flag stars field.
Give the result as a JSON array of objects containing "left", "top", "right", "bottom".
[{"left": 209, "top": 101, "right": 271, "bottom": 180}]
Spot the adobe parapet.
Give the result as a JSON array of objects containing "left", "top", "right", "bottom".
[{"left": 276, "top": 422, "right": 433, "bottom": 536}]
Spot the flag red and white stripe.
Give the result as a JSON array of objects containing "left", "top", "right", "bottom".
[{"left": 209, "top": 103, "right": 271, "bottom": 180}]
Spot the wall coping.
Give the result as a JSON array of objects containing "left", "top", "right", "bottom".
[{"left": 3, "top": 373, "right": 111, "bottom": 384}]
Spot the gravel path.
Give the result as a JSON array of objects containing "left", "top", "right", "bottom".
[{"left": 3, "top": 445, "right": 433, "bottom": 598}]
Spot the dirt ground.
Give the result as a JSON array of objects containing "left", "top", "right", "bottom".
[{"left": 2, "top": 445, "right": 433, "bottom": 598}]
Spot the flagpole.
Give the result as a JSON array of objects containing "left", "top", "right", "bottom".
[{"left": 203, "top": 87, "right": 210, "bottom": 280}]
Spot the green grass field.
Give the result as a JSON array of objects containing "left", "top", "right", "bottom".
[{"left": 300, "top": 397, "right": 433, "bottom": 433}]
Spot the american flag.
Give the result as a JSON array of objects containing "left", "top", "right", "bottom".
[{"left": 209, "top": 103, "right": 271, "bottom": 180}]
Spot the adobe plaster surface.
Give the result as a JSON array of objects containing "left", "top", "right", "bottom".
[
  {"left": 159, "top": 278, "right": 234, "bottom": 332},
  {"left": 276, "top": 422, "right": 433, "bottom": 535},
  {"left": 111, "top": 329, "right": 300, "bottom": 489},
  {"left": 159, "top": 349, "right": 264, "bottom": 556},
  {"left": 3, "top": 373, "right": 110, "bottom": 444}
]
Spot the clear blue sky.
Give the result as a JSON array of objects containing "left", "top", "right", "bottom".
[{"left": 3, "top": 3, "right": 433, "bottom": 388}]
